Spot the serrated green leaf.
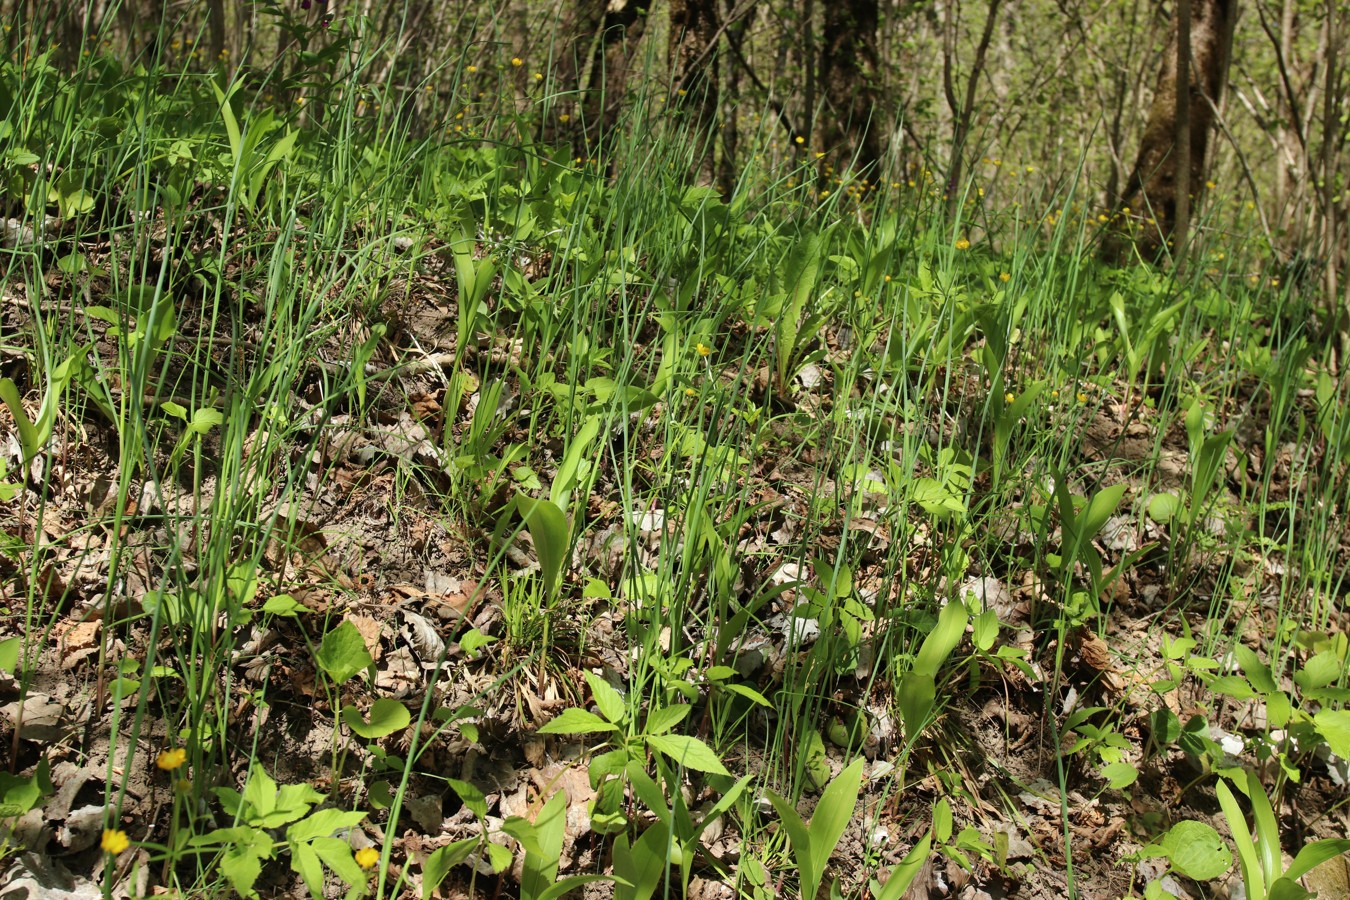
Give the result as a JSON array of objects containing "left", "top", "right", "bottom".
[
  {"left": 585, "top": 671, "right": 627, "bottom": 725},
  {"left": 536, "top": 708, "right": 619, "bottom": 735},
  {"left": 287, "top": 808, "right": 366, "bottom": 842},
  {"left": 1314, "top": 710, "right": 1350, "bottom": 758},
  {"left": 644, "top": 704, "right": 690, "bottom": 736},
  {"left": 644, "top": 734, "right": 729, "bottom": 774},
  {"left": 290, "top": 839, "right": 324, "bottom": 900},
  {"left": 310, "top": 836, "right": 366, "bottom": 887}
]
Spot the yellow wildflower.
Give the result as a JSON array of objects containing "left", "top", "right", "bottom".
[
  {"left": 955, "top": 238, "right": 971, "bottom": 250},
  {"left": 510, "top": 57, "right": 523, "bottom": 67},
  {"left": 999, "top": 272, "right": 1010, "bottom": 282},
  {"left": 1004, "top": 393, "right": 1015, "bottom": 404},
  {"left": 695, "top": 342, "right": 712, "bottom": 357},
  {"left": 355, "top": 847, "right": 380, "bottom": 869},
  {"left": 157, "top": 748, "right": 187, "bottom": 771},
  {"left": 102, "top": 830, "right": 130, "bottom": 855},
  {"left": 466, "top": 64, "right": 477, "bottom": 73}
]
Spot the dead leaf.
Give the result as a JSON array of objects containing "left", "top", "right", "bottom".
[
  {"left": 55, "top": 620, "right": 101, "bottom": 670},
  {"left": 1, "top": 693, "right": 66, "bottom": 742},
  {"left": 346, "top": 614, "right": 384, "bottom": 662}
]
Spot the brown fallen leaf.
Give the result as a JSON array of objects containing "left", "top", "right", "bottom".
[
  {"left": 55, "top": 620, "right": 101, "bottom": 670},
  {"left": 346, "top": 614, "right": 384, "bottom": 662}
]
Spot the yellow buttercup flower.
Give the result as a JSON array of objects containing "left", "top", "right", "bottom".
[
  {"left": 1076, "top": 392, "right": 1088, "bottom": 403},
  {"left": 355, "top": 847, "right": 380, "bottom": 869},
  {"left": 157, "top": 748, "right": 187, "bottom": 771},
  {"left": 1004, "top": 393, "right": 1015, "bottom": 404},
  {"left": 102, "top": 830, "right": 130, "bottom": 855},
  {"left": 999, "top": 272, "right": 1010, "bottom": 282},
  {"left": 695, "top": 342, "right": 712, "bottom": 357},
  {"left": 955, "top": 238, "right": 971, "bottom": 250},
  {"left": 466, "top": 65, "right": 477, "bottom": 73},
  {"left": 510, "top": 57, "right": 523, "bottom": 67}
]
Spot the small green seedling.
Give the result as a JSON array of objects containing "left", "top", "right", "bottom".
[
  {"left": 764, "top": 756, "right": 865, "bottom": 899},
  {"left": 899, "top": 600, "right": 969, "bottom": 744},
  {"left": 1216, "top": 769, "right": 1350, "bottom": 900}
]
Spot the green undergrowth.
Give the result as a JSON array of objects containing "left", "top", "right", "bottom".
[{"left": 0, "top": 22, "right": 1348, "bottom": 900}]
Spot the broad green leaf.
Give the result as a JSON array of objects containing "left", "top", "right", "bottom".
[
  {"left": 1234, "top": 645, "right": 1279, "bottom": 694},
  {"left": 0, "top": 637, "right": 19, "bottom": 673},
  {"left": 971, "top": 609, "right": 998, "bottom": 652},
  {"left": 220, "top": 842, "right": 266, "bottom": 899},
  {"left": 809, "top": 757, "right": 865, "bottom": 883},
  {"left": 310, "top": 836, "right": 366, "bottom": 887},
  {"left": 537, "top": 708, "right": 618, "bottom": 735},
  {"left": 290, "top": 839, "right": 324, "bottom": 900},
  {"left": 0, "top": 378, "right": 40, "bottom": 460},
  {"left": 802, "top": 727, "right": 831, "bottom": 791},
  {"left": 517, "top": 494, "right": 569, "bottom": 600},
  {"left": 765, "top": 791, "right": 818, "bottom": 899},
  {"left": 316, "top": 620, "right": 373, "bottom": 686},
  {"left": 1147, "top": 492, "right": 1183, "bottom": 524},
  {"left": 585, "top": 671, "right": 627, "bottom": 725},
  {"left": 241, "top": 768, "right": 279, "bottom": 820},
  {"left": 932, "top": 798, "right": 953, "bottom": 844},
  {"left": 507, "top": 790, "right": 566, "bottom": 899},
  {"left": 1079, "top": 483, "right": 1126, "bottom": 544},
  {"left": 1101, "top": 761, "right": 1139, "bottom": 790},
  {"left": 421, "top": 837, "right": 478, "bottom": 900},
  {"left": 914, "top": 601, "right": 968, "bottom": 678},
  {"left": 1314, "top": 710, "right": 1350, "bottom": 758},
  {"left": 1217, "top": 779, "right": 1263, "bottom": 900},
  {"left": 262, "top": 594, "right": 303, "bottom": 617},
  {"left": 1284, "top": 838, "right": 1350, "bottom": 881},
  {"left": 871, "top": 834, "right": 932, "bottom": 900},
  {"left": 644, "top": 704, "right": 690, "bottom": 736},
  {"left": 286, "top": 808, "right": 366, "bottom": 842},
  {"left": 447, "top": 778, "right": 488, "bottom": 820},
  {"left": 644, "top": 734, "right": 729, "bottom": 775},
  {"left": 189, "top": 406, "right": 224, "bottom": 435},
  {"left": 550, "top": 415, "right": 601, "bottom": 509},
  {"left": 342, "top": 699, "right": 411, "bottom": 740},
  {"left": 1157, "top": 820, "right": 1232, "bottom": 881},
  {"left": 898, "top": 673, "right": 936, "bottom": 744},
  {"left": 613, "top": 823, "right": 670, "bottom": 900},
  {"left": 1244, "top": 769, "right": 1282, "bottom": 891}
]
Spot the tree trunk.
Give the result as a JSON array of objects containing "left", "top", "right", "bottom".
[
  {"left": 668, "top": 0, "right": 721, "bottom": 183},
  {"left": 819, "top": 0, "right": 882, "bottom": 175},
  {"left": 1110, "top": 0, "right": 1237, "bottom": 263},
  {"left": 553, "top": 0, "right": 653, "bottom": 153}
]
